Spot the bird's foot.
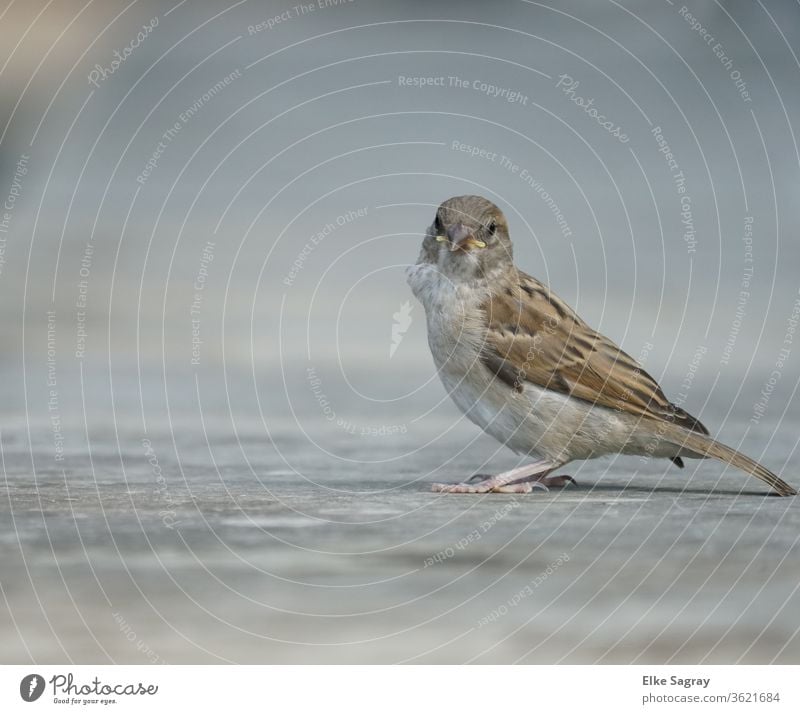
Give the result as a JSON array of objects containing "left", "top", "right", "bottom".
[
  {"left": 468, "top": 472, "right": 575, "bottom": 488},
  {"left": 431, "top": 460, "right": 559, "bottom": 494},
  {"left": 431, "top": 477, "right": 548, "bottom": 494}
]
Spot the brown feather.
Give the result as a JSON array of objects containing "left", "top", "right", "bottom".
[
  {"left": 480, "top": 268, "right": 709, "bottom": 434},
  {"left": 662, "top": 428, "right": 796, "bottom": 496}
]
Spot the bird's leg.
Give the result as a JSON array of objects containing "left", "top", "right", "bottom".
[{"left": 432, "top": 460, "right": 559, "bottom": 494}]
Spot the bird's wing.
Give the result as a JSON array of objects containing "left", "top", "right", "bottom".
[{"left": 479, "top": 270, "right": 708, "bottom": 433}]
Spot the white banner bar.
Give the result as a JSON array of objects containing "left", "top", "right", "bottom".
[{"left": 1, "top": 665, "right": 798, "bottom": 713}]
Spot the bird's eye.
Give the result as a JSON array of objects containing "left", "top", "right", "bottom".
[
  {"left": 433, "top": 214, "right": 447, "bottom": 242},
  {"left": 487, "top": 219, "right": 497, "bottom": 235}
]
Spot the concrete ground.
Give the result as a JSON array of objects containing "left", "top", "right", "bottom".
[{"left": 1, "top": 411, "right": 798, "bottom": 664}]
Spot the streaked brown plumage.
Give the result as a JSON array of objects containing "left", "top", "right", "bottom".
[
  {"left": 407, "top": 195, "right": 796, "bottom": 496},
  {"left": 481, "top": 271, "right": 701, "bottom": 425}
]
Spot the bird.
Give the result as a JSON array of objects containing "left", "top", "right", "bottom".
[{"left": 406, "top": 195, "right": 796, "bottom": 496}]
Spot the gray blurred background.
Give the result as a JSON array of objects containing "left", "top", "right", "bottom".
[{"left": 1, "top": 0, "right": 799, "bottom": 664}]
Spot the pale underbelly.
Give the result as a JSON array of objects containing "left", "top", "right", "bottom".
[{"left": 438, "top": 366, "right": 680, "bottom": 464}]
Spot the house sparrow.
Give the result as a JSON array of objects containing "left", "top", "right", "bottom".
[{"left": 406, "top": 195, "right": 796, "bottom": 496}]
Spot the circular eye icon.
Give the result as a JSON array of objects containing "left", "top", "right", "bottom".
[{"left": 20, "top": 674, "right": 45, "bottom": 702}]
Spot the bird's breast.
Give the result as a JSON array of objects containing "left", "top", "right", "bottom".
[
  {"left": 405, "top": 262, "right": 438, "bottom": 303},
  {"left": 422, "top": 280, "right": 487, "bottom": 369}
]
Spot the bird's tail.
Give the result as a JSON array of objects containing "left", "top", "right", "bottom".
[{"left": 665, "top": 428, "right": 796, "bottom": 497}]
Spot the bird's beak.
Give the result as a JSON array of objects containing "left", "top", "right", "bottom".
[
  {"left": 446, "top": 223, "right": 486, "bottom": 252},
  {"left": 453, "top": 236, "right": 486, "bottom": 252}
]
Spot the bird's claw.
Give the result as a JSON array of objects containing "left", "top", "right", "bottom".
[{"left": 538, "top": 475, "right": 576, "bottom": 488}]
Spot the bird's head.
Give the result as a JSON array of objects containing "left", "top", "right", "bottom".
[{"left": 426, "top": 195, "right": 513, "bottom": 280}]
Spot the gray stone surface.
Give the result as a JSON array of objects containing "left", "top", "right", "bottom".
[{"left": 2, "top": 415, "right": 798, "bottom": 664}]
